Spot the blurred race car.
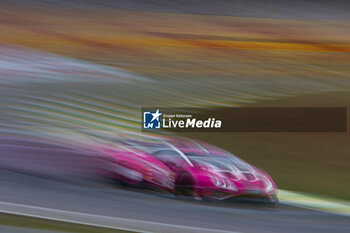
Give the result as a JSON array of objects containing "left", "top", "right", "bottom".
[{"left": 100, "top": 137, "right": 278, "bottom": 204}]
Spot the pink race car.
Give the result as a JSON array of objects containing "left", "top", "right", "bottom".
[{"left": 100, "top": 137, "right": 278, "bottom": 204}]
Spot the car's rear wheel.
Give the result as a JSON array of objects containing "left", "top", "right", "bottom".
[{"left": 114, "top": 164, "right": 144, "bottom": 188}]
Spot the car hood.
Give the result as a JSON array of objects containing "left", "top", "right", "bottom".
[{"left": 191, "top": 157, "right": 264, "bottom": 182}]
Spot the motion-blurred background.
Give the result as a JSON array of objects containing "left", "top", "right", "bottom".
[{"left": 0, "top": 1, "right": 349, "bottom": 232}]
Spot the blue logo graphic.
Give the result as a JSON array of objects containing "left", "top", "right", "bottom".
[{"left": 143, "top": 109, "right": 162, "bottom": 129}]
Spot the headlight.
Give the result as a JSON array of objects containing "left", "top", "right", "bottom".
[
  {"left": 211, "top": 176, "right": 227, "bottom": 188},
  {"left": 210, "top": 176, "right": 238, "bottom": 191}
]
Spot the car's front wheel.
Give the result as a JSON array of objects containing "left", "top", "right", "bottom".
[{"left": 176, "top": 174, "right": 198, "bottom": 201}]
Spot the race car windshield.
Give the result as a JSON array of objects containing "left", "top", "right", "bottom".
[
  {"left": 185, "top": 152, "right": 250, "bottom": 171},
  {"left": 152, "top": 150, "right": 186, "bottom": 167}
]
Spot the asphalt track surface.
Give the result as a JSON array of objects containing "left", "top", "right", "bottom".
[{"left": 0, "top": 169, "right": 350, "bottom": 233}]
